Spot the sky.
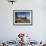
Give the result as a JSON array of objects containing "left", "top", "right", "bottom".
[{"left": 15, "top": 12, "right": 31, "bottom": 19}]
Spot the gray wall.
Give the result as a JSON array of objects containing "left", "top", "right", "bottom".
[{"left": 0, "top": 0, "right": 46, "bottom": 42}]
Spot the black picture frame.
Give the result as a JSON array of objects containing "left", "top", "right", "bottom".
[{"left": 13, "top": 10, "right": 33, "bottom": 25}]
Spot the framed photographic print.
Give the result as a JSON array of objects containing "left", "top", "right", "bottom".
[{"left": 13, "top": 10, "right": 32, "bottom": 25}]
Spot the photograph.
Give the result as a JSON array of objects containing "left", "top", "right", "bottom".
[{"left": 13, "top": 10, "right": 32, "bottom": 25}]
